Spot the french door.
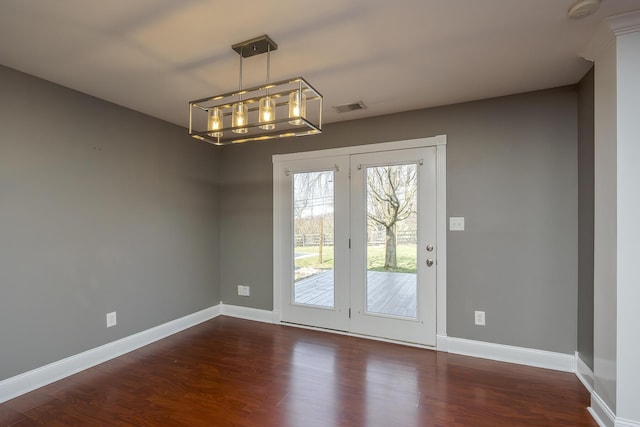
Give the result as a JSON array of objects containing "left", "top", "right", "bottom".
[
  {"left": 276, "top": 155, "right": 351, "bottom": 331},
  {"left": 276, "top": 144, "right": 439, "bottom": 346},
  {"left": 349, "top": 149, "right": 436, "bottom": 344}
]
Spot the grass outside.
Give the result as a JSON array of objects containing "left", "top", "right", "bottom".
[{"left": 295, "top": 244, "right": 417, "bottom": 274}]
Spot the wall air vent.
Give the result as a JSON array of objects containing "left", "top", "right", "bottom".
[{"left": 333, "top": 101, "right": 367, "bottom": 113}]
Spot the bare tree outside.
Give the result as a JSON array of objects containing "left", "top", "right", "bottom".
[
  {"left": 367, "top": 164, "right": 417, "bottom": 270},
  {"left": 293, "top": 172, "right": 332, "bottom": 219}
]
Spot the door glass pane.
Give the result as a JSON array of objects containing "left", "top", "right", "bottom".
[
  {"left": 365, "top": 164, "right": 418, "bottom": 318},
  {"left": 293, "top": 171, "right": 335, "bottom": 308}
]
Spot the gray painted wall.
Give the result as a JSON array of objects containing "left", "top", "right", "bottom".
[
  {"left": 577, "top": 67, "right": 595, "bottom": 370},
  {"left": 219, "top": 87, "right": 578, "bottom": 354},
  {"left": 0, "top": 66, "right": 220, "bottom": 381}
]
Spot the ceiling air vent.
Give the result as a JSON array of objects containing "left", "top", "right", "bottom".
[{"left": 333, "top": 101, "right": 367, "bottom": 113}]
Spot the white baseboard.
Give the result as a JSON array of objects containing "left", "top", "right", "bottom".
[
  {"left": 589, "top": 391, "right": 640, "bottom": 427},
  {"left": 575, "top": 352, "right": 594, "bottom": 393},
  {"left": 443, "top": 336, "right": 576, "bottom": 372},
  {"left": 0, "top": 305, "right": 220, "bottom": 404},
  {"left": 436, "top": 334, "right": 448, "bottom": 352},
  {"left": 616, "top": 418, "right": 640, "bottom": 427},
  {"left": 220, "top": 304, "right": 275, "bottom": 323},
  {"left": 590, "top": 391, "right": 616, "bottom": 427}
]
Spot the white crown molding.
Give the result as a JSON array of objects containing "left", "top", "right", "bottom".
[
  {"left": 0, "top": 305, "right": 221, "bottom": 404},
  {"left": 608, "top": 10, "right": 640, "bottom": 36},
  {"left": 444, "top": 336, "right": 576, "bottom": 372},
  {"left": 581, "top": 9, "right": 640, "bottom": 62}
]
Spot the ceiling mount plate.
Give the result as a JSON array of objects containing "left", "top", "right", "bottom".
[
  {"left": 232, "top": 35, "right": 278, "bottom": 58},
  {"left": 567, "top": 0, "right": 600, "bottom": 18}
]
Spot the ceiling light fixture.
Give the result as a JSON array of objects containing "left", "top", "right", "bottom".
[
  {"left": 189, "top": 35, "right": 323, "bottom": 145},
  {"left": 567, "top": 0, "right": 600, "bottom": 19}
]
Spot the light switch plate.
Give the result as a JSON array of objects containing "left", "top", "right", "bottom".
[
  {"left": 449, "top": 217, "right": 465, "bottom": 231},
  {"left": 106, "top": 312, "right": 117, "bottom": 328}
]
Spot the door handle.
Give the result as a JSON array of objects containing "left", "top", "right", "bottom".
[{"left": 426, "top": 259, "right": 434, "bottom": 267}]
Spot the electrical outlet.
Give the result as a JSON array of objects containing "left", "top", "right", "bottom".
[
  {"left": 474, "top": 310, "right": 485, "bottom": 326},
  {"left": 237, "top": 285, "right": 250, "bottom": 297},
  {"left": 449, "top": 217, "right": 465, "bottom": 231},
  {"left": 106, "top": 312, "right": 117, "bottom": 328}
]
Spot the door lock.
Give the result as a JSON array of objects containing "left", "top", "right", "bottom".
[
  {"left": 426, "top": 259, "right": 434, "bottom": 267},
  {"left": 426, "top": 245, "right": 434, "bottom": 252}
]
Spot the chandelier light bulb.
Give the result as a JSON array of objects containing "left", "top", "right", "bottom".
[
  {"left": 207, "top": 107, "right": 223, "bottom": 137},
  {"left": 232, "top": 102, "right": 248, "bottom": 134},
  {"left": 259, "top": 96, "right": 276, "bottom": 130},
  {"left": 288, "top": 90, "right": 306, "bottom": 125}
]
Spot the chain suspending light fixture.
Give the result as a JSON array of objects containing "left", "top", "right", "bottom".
[{"left": 189, "top": 35, "right": 323, "bottom": 145}]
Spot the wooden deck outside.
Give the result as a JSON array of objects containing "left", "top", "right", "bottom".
[{"left": 295, "top": 270, "right": 417, "bottom": 318}]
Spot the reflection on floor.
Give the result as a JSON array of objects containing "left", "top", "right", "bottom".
[
  {"left": 0, "top": 317, "right": 596, "bottom": 426},
  {"left": 294, "top": 270, "right": 416, "bottom": 317}
]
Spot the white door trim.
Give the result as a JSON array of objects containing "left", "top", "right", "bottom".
[{"left": 273, "top": 135, "right": 447, "bottom": 343}]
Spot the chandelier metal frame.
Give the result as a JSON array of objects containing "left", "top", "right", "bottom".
[{"left": 189, "top": 35, "right": 323, "bottom": 145}]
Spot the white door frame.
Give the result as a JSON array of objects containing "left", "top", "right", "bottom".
[{"left": 273, "top": 135, "right": 447, "bottom": 346}]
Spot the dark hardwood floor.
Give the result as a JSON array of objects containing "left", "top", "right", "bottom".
[{"left": 1, "top": 317, "right": 596, "bottom": 426}]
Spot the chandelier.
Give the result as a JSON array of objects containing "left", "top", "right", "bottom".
[{"left": 189, "top": 35, "right": 323, "bottom": 145}]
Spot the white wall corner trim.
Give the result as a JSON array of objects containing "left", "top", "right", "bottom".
[
  {"left": 0, "top": 305, "right": 221, "bottom": 404},
  {"left": 219, "top": 304, "right": 275, "bottom": 324},
  {"left": 590, "top": 391, "right": 617, "bottom": 427},
  {"left": 576, "top": 352, "right": 595, "bottom": 393},
  {"left": 443, "top": 337, "right": 575, "bottom": 372}
]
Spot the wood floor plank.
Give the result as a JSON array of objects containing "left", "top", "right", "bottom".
[
  {"left": 0, "top": 317, "right": 596, "bottom": 426},
  {"left": 0, "top": 404, "right": 27, "bottom": 426}
]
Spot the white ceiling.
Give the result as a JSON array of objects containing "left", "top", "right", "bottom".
[{"left": 1, "top": 0, "right": 639, "bottom": 128}]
